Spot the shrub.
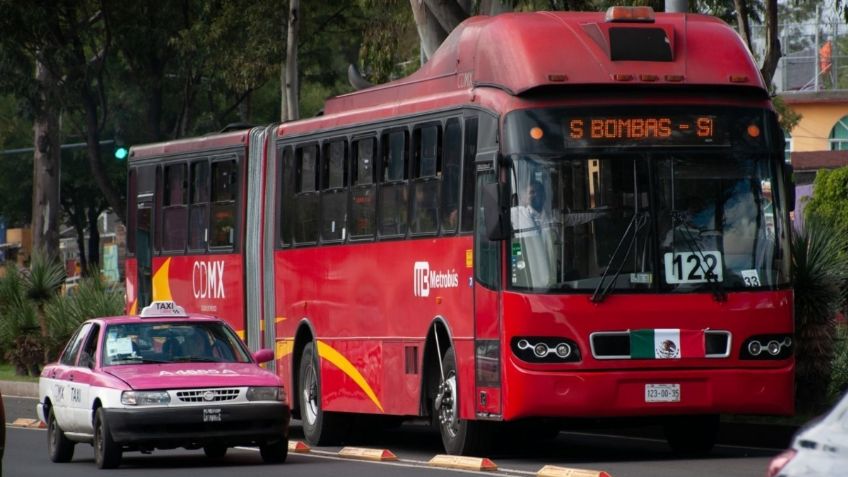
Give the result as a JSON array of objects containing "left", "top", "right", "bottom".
[
  {"left": 792, "top": 217, "right": 848, "bottom": 413},
  {"left": 43, "top": 277, "right": 124, "bottom": 361},
  {"left": 0, "top": 265, "right": 44, "bottom": 375},
  {"left": 828, "top": 324, "right": 848, "bottom": 403}
]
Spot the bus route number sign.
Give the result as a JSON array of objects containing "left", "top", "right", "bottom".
[{"left": 565, "top": 114, "right": 726, "bottom": 147}]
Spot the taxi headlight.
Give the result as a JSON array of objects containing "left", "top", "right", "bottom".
[
  {"left": 121, "top": 390, "right": 171, "bottom": 406},
  {"left": 246, "top": 386, "right": 285, "bottom": 402}
]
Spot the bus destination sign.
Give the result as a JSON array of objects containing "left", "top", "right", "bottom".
[{"left": 564, "top": 114, "right": 728, "bottom": 147}]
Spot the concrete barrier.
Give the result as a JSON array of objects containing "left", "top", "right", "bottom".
[{"left": 0, "top": 381, "right": 38, "bottom": 398}]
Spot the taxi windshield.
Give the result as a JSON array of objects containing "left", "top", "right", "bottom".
[{"left": 102, "top": 321, "right": 251, "bottom": 365}]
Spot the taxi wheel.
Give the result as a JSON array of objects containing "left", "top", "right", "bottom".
[
  {"left": 47, "top": 407, "right": 74, "bottom": 463},
  {"left": 298, "top": 342, "right": 350, "bottom": 445},
  {"left": 436, "top": 347, "right": 492, "bottom": 456},
  {"left": 203, "top": 443, "right": 228, "bottom": 459},
  {"left": 259, "top": 437, "right": 288, "bottom": 464},
  {"left": 663, "top": 414, "right": 719, "bottom": 456},
  {"left": 94, "top": 408, "right": 122, "bottom": 469}
]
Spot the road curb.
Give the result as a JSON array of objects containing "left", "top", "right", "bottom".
[{"left": 0, "top": 380, "right": 38, "bottom": 398}]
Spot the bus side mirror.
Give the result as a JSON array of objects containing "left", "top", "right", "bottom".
[
  {"left": 784, "top": 164, "right": 795, "bottom": 213},
  {"left": 483, "top": 182, "right": 508, "bottom": 241}
]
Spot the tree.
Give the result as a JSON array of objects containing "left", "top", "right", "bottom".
[{"left": 285, "top": 0, "right": 301, "bottom": 121}]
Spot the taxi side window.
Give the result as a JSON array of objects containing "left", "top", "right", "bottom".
[
  {"left": 78, "top": 324, "right": 100, "bottom": 369},
  {"left": 60, "top": 323, "right": 92, "bottom": 366}
]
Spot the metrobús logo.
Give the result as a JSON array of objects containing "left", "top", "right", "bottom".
[{"left": 413, "top": 261, "right": 459, "bottom": 297}]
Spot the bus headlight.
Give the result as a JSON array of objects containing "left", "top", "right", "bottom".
[
  {"left": 741, "top": 334, "right": 793, "bottom": 360},
  {"left": 246, "top": 386, "right": 285, "bottom": 402},
  {"left": 512, "top": 337, "right": 581, "bottom": 363},
  {"left": 121, "top": 390, "right": 171, "bottom": 406}
]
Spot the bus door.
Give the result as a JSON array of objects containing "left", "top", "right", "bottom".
[
  {"left": 134, "top": 165, "right": 157, "bottom": 309},
  {"left": 135, "top": 201, "right": 153, "bottom": 308},
  {"left": 472, "top": 124, "right": 503, "bottom": 418}
]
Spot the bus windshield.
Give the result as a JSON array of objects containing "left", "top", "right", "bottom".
[{"left": 506, "top": 151, "right": 790, "bottom": 294}]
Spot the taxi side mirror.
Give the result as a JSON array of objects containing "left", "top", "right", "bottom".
[{"left": 253, "top": 349, "right": 274, "bottom": 364}]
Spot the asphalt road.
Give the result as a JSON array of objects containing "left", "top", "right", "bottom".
[{"left": 3, "top": 395, "right": 786, "bottom": 477}]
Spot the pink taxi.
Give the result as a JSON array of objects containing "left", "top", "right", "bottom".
[{"left": 37, "top": 301, "right": 289, "bottom": 469}]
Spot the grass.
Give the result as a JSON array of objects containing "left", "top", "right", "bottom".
[{"left": 0, "top": 362, "right": 39, "bottom": 383}]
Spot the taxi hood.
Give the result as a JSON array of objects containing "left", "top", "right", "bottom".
[{"left": 103, "top": 363, "right": 280, "bottom": 390}]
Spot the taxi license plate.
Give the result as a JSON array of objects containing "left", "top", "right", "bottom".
[
  {"left": 203, "top": 408, "right": 222, "bottom": 422},
  {"left": 645, "top": 384, "right": 680, "bottom": 403}
]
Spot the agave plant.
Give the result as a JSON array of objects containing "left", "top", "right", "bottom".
[
  {"left": 792, "top": 216, "right": 848, "bottom": 414},
  {"left": 0, "top": 266, "right": 44, "bottom": 375},
  {"left": 43, "top": 277, "right": 124, "bottom": 361},
  {"left": 23, "top": 248, "right": 66, "bottom": 338}
]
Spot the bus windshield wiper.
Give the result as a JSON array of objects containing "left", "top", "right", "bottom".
[
  {"left": 591, "top": 211, "right": 647, "bottom": 303},
  {"left": 671, "top": 211, "right": 727, "bottom": 302}
]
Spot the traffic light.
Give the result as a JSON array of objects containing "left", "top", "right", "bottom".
[{"left": 114, "top": 145, "right": 128, "bottom": 160}]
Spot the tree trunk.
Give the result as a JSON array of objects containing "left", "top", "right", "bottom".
[
  {"left": 285, "top": 0, "right": 300, "bottom": 121},
  {"left": 32, "top": 56, "right": 61, "bottom": 258},
  {"left": 75, "top": 222, "right": 88, "bottom": 277},
  {"left": 479, "top": 0, "right": 512, "bottom": 15},
  {"left": 423, "top": 0, "right": 468, "bottom": 34},
  {"left": 410, "top": 0, "right": 448, "bottom": 62},
  {"left": 87, "top": 206, "right": 101, "bottom": 274},
  {"left": 280, "top": 8, "right": 287, "bottom": 122},
  {"left": 759, "top": 0, "right": 781, "bottom": 88},
  {"left": 733, "top": 0, "right": 752, "bottom": 50},
  {"left": 80, "top": 87, "right": 126, "bottom": 224}
]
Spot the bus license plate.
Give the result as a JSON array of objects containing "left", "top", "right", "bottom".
[{"left": 645, "top": 384, "right": 680, "bottom": 403}]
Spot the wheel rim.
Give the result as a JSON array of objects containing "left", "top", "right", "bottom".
[
  {"left": 302, "top": 361, "right": 319, "bottom": 425},
  {"left": 437, "top": 373, "right": 459, "bottom": 439}
]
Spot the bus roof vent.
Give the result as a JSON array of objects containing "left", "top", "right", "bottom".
[{"left": 609, "top": 27, "right": 673, "bottom": 62}]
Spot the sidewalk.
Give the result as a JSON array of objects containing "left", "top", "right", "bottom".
[{"left": 0, "top": 380, "right": 37, "bottom": 398}]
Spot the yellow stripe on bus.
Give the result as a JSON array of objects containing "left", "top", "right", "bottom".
[
  {"left": 152, "top": 257, "right": 173, "bottom": 302},
  {"left": 317, "top": 340, "right": 384, "bottom": 413},
  {"left": 129, "top": 300, "right": 138, "bottom": 315},
  {"left": 276, "top": 340, "right": 294, "bottom": 360}
]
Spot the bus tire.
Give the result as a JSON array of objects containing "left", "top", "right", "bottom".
[
  {"left": 436, "top": 347, "right": 491, "bottom": 455},
  {"left": 47, "top": 407, "right": 74, "bottom": 463},
  {"left": 663, "top": 414, "right": 719, "bottom": 456},
  {"left": 298, "top": 342, "right": 350, "bottom": 445}
]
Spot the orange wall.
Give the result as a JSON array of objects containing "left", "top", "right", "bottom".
[{"left": 785, "top": 102, "right": 848, "bottom": 152}]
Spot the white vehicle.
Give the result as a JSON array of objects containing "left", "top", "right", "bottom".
[
  {"left": 767, "top": 392, "right": 848, "bottom": 477},
  {"left": 37, "top": 301, "right": 289, "bottom": 469}
]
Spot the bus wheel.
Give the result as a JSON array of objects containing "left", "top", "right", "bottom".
[
  {"left": 435, "top": 347, "right": 491, "bottom": 455},
  {"left": 298, "top": 342, "right": 350, "bottom": 445},
  {"left": 663, "top": 414, "right": 719, "bottom": 456}
]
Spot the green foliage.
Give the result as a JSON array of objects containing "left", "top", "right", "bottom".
[
  {"left": 43, "top": 278, "right": 124, "bottom": 360},
  {"left": 828, "top": 324, "right": 848, "bottom": 402},
  {"left": 804, "top": 167, "right": 848, "bottom": 235},
  {"left": 773, "top": 96, "right": 802, "bottom": 133},
  {"left": 24, "top": 249, "right": 66, "bottom": 305},
  {"left": 792, "top": 217, "right": 848, "bottom": 413},
  {"left": 0, "top": 265, "right": 42, "bottom": 375}
]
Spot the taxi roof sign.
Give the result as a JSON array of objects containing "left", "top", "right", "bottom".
[{"left": 140, "top": 301, "right": 188, "bottom": 318}]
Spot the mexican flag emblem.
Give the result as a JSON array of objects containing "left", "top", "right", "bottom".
[{"left": 630, "top": 329, "right": 705, "bottom": 359}]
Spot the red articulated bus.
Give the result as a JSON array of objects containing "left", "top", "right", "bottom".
[{"left": 126, "top": 7, "right": 794, "bottom": 455}]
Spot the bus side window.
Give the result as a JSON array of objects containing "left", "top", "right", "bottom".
[
  {"left": 162, "top": 162, "right": 188, "bottom": 253},
  {"left": 350, "top": 137, "right": 377, "bottom": 240},
  {"left": 441, "top": 119, "right": 462, "bottom": 235},
  {"left": 294, "top": 145, "right": 320, "bottom": 244},
  {"left": 279, "top": 146, "right": 296, "bottom": 247},
  {"left": 379, "top": 130, "right": 409, "bottom": 237},
  {"left": 321, "top": 139, "right": 348, "bottom": 243},
  {"left": 189, "top": 160, "right": 209, "bottom": 251},
  {"left": 411, "top": 124, "right": 441, "bottom": 235},
  {"left": 460, "top": 117, "right": 479, "bottom": 233},
  {"left": 210, "top": 158, "right": 238, "bottom": 249}
]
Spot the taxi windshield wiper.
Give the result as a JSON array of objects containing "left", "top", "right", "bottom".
[
  {"left": 591, "top": 211, "right": 648, "bottom": 303},
  {"left": 172, "top": 356, "right": 219, "bottom": 362},
  {"left": 110, "top": 356, "right": 170, "bottom": 364},
  {"left": 671, "top": 210, "right": 727, "bottom": 302}
]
